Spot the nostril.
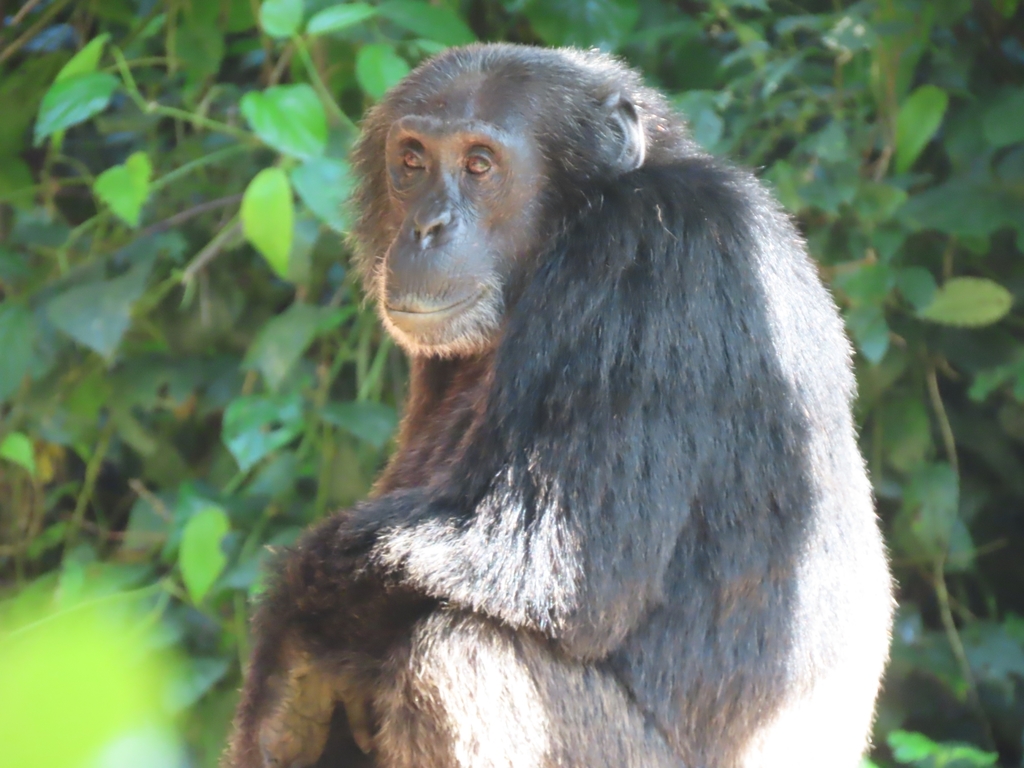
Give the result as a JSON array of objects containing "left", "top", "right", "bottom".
[{"left": 413, "top": 210, "right": 451, "bottom": 243}]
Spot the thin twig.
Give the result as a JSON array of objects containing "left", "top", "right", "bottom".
[
  {"left": 65, "top": 421, "right": 115, "bottom": 550},
  {"left": 9, "top": 0, "right": 45, "bottom": 28},
  {"left": 181, "top": 218, "right": 242, "bottom": 283},
  {"left": 128, "top": 478, "right": 172, "bottom": 521},
  {"left": 292, "top": 34, "right": 359, "bottom": 136},
  {"left": 926, "top": 362, "right": 958, "bottom": 476},
  {"left": 933, "top": 559, "right": 996, "bottom": 749},
  {"left": 0, "top": 0, "right": 75, "bottom": 65},
  {"left": 137, "top": 193, "right": 243, "bottom": 239}
]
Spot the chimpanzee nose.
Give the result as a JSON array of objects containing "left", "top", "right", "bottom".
[{"left": 413, "top": 208, "right": 452, "bottom": 245}]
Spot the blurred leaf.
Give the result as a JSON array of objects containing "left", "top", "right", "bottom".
[
  {"left": 0, "top": 605, "right": 174, "bottom": 768},
  {"left": 244, "top": 302, "right": 325, "bottom": 391},
  {"left": 982, "top": 88, "right": 1024, "bottom": 148},
  {"left": 93, "top": 151, "right": 152, "bottom": 227},
  {"left": 377, "top": 0, "right": 476, "bottom": 45},
  {"left": 241, "top": 84, "right": 327, "bottom": 160},
  {"left": 0, "top": 302, "right": 35, "bottom": 402},
  {"left": 523, "top": 0, "right": 639, "bottom": 48},
  {"left": 306, "top": 3, "right": 377, "bottom": 35},
  {"left": 888, "top": 729, "right": 997, "bottom": 766},
  {"left": 895, "top": 85, "right": 948, "bottom": 173},
  {"left": 836, "top": 262, "right": 895, "bottom": 306},
  {"left": 900, "top": 463, "right": 960, "bottom": 558},
  {"left": 823, "top": 14, "right": 876, "bottom": 53},
  {"left": 880, "top": 397, "right": 931, "bottom": 472},
  {"left": 166, "top": 656, "right": 231, "bottom": 711},
  {"left": 259, "top": 0, "right": 303, "bottom": 38},
  {"left": 55, "top": 34, "right": 111, "bottom": 82},
  {"left": 0, "top": 432, "right": 36, "bottom": 476},
  {"left": 896, "top": 267, "right": 937, "bottom": 310},
  {"left": 290, "top": 157, "right": 353, "bottom": 232},
  {"left": 356, "top": 44, "right": 411, "bottom": 100},
  {"left": 845, "top": 305, "right": 890, "bottom": 363},
  {"left": 33, "top": 72, "right": 118, "bottom": 146},
  {"left": 320, "top": 401, "right": 397, "bottom": 448},
  {"left": 918, "top": 277, "right": 1013, "bottom": 328},
  {"left": 222, "top": 393, "right": 304, "bottom": 471},
  {"left": 45, "top": 257, "right": 154, "bottom": 359},
  {"left": 242, "top": 168, "right": 294, "bottom": 279},
  {"left": 179, "top": 506, "right": 230, "bottom": 604}
]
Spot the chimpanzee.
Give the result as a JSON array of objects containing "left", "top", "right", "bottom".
[{"left": 224, "top": 43, "right": 893, "bottom": 768}]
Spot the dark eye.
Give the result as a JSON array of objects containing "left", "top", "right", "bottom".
[
  {"left": 402, "top": 149, "right": 425, "bottom": 170},
  {"left": 465, "top": 154, "right": 492, "bottom": 175}
]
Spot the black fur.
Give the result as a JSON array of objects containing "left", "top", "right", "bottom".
[{"left": 226, "top": 44, "right": 892, "bottom": 768}]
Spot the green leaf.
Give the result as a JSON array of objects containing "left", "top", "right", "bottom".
[
  {"left": 167, "top": 657, "right": 231, "bottom": 711},
  {"left": 222, "top": 394, "right": 304, "bottom": 471},
  {"left": 55, "top": 34, "right": 111, "bottom": 82},
  {"left": 320, "top": 401, "right": 397, "bottom": 448},
  {"left": 835, "top": 262, "right": 895, "bottom": 306},
  {"left": 45, "top": 257, "right": 154, "bottom": 359},
  {"left": 524, "top": 0, "right": 639, "bottom": 48},
  {"left": 178, "top": 506, "right": 230, "bottom": 604},
  {"left": 290, "top": 157, "right": 353, "bottom": 232},
  {"left": 356, "top": 44, "right": 411, "bottom": 100},
  {"left": 259, "top": 0, "right": 303, "bottom": 38},
  {"left": 34, "top": 72, "right": 119, "bottom": 146},
  {"left": 895, "top": 85, "right": 948, "bottom": 173},
  {"left": 0, "top": 302, "right": 35, "bottom": 402},
  {"left": 982, "top": 88, "right": 1024, "bottom": 148},
  {"left": 0, "top": 432, "right": 36, "bottom": 476},
  {"left": 93, "top": 152, "right": 152, "bottom": 227},
  {"left": 244, "top": 302, "right": 325, "bottom": 391},
  {"left": 896, "top": 267, "right": 937, "bottom": 310},
  {"left": 377, "top": 0, "right": 476, "bottom": 45},
  {"left": 902, "top": 463, "right": 960, "bottom": 558},
  {"left": 306, "top": 3, "right": 377, "bottom": 35},
  {"left": 888, "top": 730, "right": 939, "bottom": 763},
  {"left": 918, "top": 277, "right": 1013, "bottom": 327},
  {"left": 240, "top": 84, "right": 327, "bottom": 160},
  {"left": 844, "top": 305, "right": 890, "bottom": 363},
  {"left": 242, "top": 168, "right": 294, "bottom": 279}
]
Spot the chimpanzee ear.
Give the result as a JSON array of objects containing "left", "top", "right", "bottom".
[{"left": 604, "top": 93, "right": 646, "bottom": 174}]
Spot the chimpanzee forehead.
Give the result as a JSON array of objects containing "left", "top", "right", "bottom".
[{"left": 405, "top": 71, "right": 539, "bottom": 135}]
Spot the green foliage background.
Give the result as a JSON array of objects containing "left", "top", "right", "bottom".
[{"left": 1, "top": 0, "right": 1023, "bottom": 765}]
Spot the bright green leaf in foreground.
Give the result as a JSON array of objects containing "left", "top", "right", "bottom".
[
  {"left": 259, "top": 0, "right": 303, "bottom": 38},
  {"left": 356, "top": 44, "right": 411, "bottom": 100},
  {"left": 0, "top": 605, "right": 176, "bottom": 768},
  {"left": 377, "top": 0, "right": 476, "bottom": 45},
  {"left": 0, "top": 432, "right": 35, "bottom": 476},
  {"left": 241, "top": 84, "right": 327, "bottom": 160},
  {"left": 93, "top": 152, "right": 152, "bottom": 227},
  {"left": 918, "top": 277, "right": 1013, "bottom": 327},
  {"left": 34, "top": 72, "right": 119, "bottom": 145},
  {"left": 307, "top": 3, "right": 377, "bottom": 35},
  {"left": 242, "top": 168, "right": 294, "bottom": 279},
  {"left": 55, "top": 34, "right": 111, "bottom": 82},
  {"left": 894, "top": 85, "right": 948, "bottom": 173},
  {"left": 179, "top": 506, "right": 230, "bottom": 604}
]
